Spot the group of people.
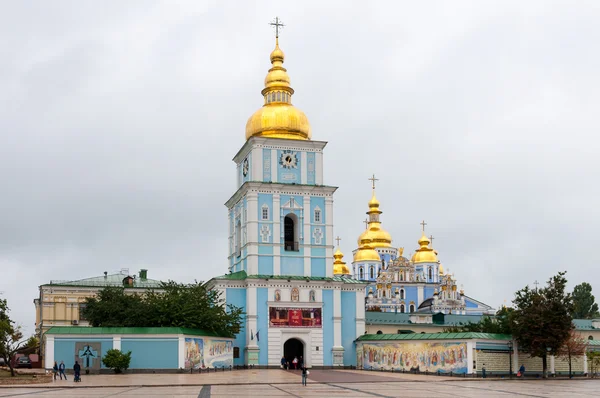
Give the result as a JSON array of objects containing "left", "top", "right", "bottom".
[
  {"left": 280, "top": 356, "right": 309, "bottom": 386},
  {"left": 52, "top": 360, "right": 81, "bottom": 382}
]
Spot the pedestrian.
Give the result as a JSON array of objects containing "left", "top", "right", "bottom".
[
  {"left": 301, "top": 365, "right": 309, "bottom": 386},
  {"left": 482, "top": 363, "right": 486, "bottom": 379},
  {"left": 52, "top": 361, "right": 58, "bottom": 380},
  {"left": 280, "top": 356, "right": 287, "bottom": 370},
  {"left": 59, "top": 360, "right": 67, "bottom": 380},
  {"left": 292, "top": 356, "right": 298, "bottom": 370},
  {"left": 73, "top": 361, "right": 81, "bottom": 382},
  {"left": 518, "top": 364, "right": 525, "bottom": 377}
]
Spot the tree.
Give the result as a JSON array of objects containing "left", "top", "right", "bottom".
[
  {"left": 0, "top": 299, "right": 27, "bottom": 377},
  {"left": 443, "top": 306, "right": 513, "bottom": 334},
  {"left": 24, "top": 335, "right": 39, "bottom": 350},
  {"left": 572, "top": 283, "right": 600, "bottom": 319},
  {"left": 587, "top": 351, "right": 600, "bottom": 378},
  {"left": 510, "top": 272, "right": 574, "bottom": 378},
  {"left": 102, "top": 349, "right": 132, "bottom": 374},
  {"left": 557, "top": 331, "right": 588, "bottom": 378},
  {"left": 83, "top": 281, "right": 244, "bottom": 337}
]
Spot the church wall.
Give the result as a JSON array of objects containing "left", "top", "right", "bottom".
[
  {"left": 226, "top": 288, "right": 247, "bottom": 366},
  {"left": 306, "top": 152, "right": 316, "bottom": 185},
  {"left": 257, "top": 288, "right": 269, "bottom": 364},
  {"left": 311, "top": 258, "right": 326, "bottom": 277},
  {"left": 341, "top": 291, "right": 357, "bottom": 365},
  {"left": 121, "top": 338, "right": 178, "bottom": 369},
  {"left": 425, "top": 286, "right": 435, "bottom": 299},
  {"left": 276, "top": 150, "right": 302, "bottom": 184},
  {"left": 322, "top": 289, "right": 334, "bottom": 366},
  {"left": 53, "top": 338, "right": 113, "bottom": 370},
  {"left": 281, "top": 256, "right": 304, "bottom": 276},
  {"left": 312, "top": 247, "right": 326, "bottom": 257},
  {"left": 465, "top": 299, "right": 479, "bottom": 309},
  {"left": 258, "top": 256, "right": 274, "bottom": 275}
]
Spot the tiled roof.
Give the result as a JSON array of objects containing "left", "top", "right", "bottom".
[
  {"left": 45, "top": 326, "right": 224, "bottom": 337},
  {"left": 357, "top": 332, "right": 511, "bottom": 341},
  {"left": 573, "top": 319, "right": 598, "bottom": 331},
  {"left": 45, "top": 273, "right": 163, "bottom": 289},
  {"left": 212, "top": 270, "right": 364, "bottom": 284},
  {"left": 365, "top": 312, "right": 485, "bottom": 326}
]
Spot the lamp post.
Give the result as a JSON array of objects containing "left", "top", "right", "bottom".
[{"left": 507, "top": 340, "right": 513, "bottom": 379}]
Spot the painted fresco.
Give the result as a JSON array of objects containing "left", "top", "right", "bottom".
[
  {"left": 185, "top": 337, "right": 233, "bottom": 369},
  {"left": 184, "top": 338, "right": 204, "bottom": 369},
  {"left": 205, "top": 339, "right": 233, "bottom": 368},
  {"left": 358, "top": 342, "right": 468, "bottom": 374},
  {"left": 269, "top": 307, "right": 322, "bottom": 328}
]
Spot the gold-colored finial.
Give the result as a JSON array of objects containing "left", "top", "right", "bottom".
[
  {"left": 269, "top": 16, "right": 285, "bottom": 39},
  {"left": 420, "top": 220, "right": 427, "bottom": 232},
  {"left": 368, "top": 174, "right": 379, "bottom": 190},
  {"left": 335, "top": 236, "right": 342, "bottom": 246}
]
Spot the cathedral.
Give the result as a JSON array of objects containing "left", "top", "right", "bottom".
[{"left": 207, "top": 25, "right": 491, "bottom": 368}]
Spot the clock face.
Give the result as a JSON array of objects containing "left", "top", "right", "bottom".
[
  {"left": 242, "top": 158, "right": 249, "bottom": 176},
  {"left": 279, "top": 150, "right": 298, "bottom": 169}
]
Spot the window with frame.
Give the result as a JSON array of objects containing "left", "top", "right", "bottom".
[
  {"left": 369, "top": 266, "right": 374, "bottom": 279},
  {"left": 314, "top": 209, "right": 321, "bottom": 223},
  {"left": 262, "top": 205, "right": 269, "bottom": 220},
  {"left": 409, "top": 304, "right": 415, "bottom": 313},
  {"left": 400, "top": 289, "right": 405, "bottom": 300}
]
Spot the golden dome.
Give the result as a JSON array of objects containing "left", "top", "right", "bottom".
[
  {"left": 411, "top": 232, "right": 439, "bottom": 263},
  {"left": 439, "top": 263, "right": 445, "bottom": 275},
  {"left": 358, "top": 191, "right": 392, "bottom": 248},
  {"left": 245, "top": 38, "right": 311, "bottom": 141},
  {"left": 333, "top": 247, "right": 350, "bottom": 275},
  {"left": 353, "top": 242, "right": 381, "bottom": 262}
]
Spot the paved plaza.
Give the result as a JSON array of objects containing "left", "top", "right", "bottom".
[{"left": 1, "top": 370, "right": 599, "bottom": 397}]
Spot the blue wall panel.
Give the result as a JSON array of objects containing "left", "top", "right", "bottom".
[
  {"left": 258, "top": 256, "right": 274, "bottom": 275},
  {"left": 341, "top": 292, "right": 357, "bottom": 366},
  {"left": 311, "top": 258, "right": 326, "bottom": 277},
  {"left": 322, "top": 289, "right": 334, "bottom": 366},
  {"left": 257, "top": 288, "right": 269, "bottom": 365},
  {"left": 281, "top": 256, "right": 303, "bottom": 276},
  {"left": 54, "top": 338, "right": 112, "bottom": 370},
  {"left": 226, "top": 288, "right": 247, "bottom": 366},
  {"left": 311, "top": 247, "right": 326, "bottom": 257},
  {"left": 121, "top": 338, "right": 178, "bottom": 369},
  {"left": 425, "top": 287, "right": 435, "bottom": 299}
]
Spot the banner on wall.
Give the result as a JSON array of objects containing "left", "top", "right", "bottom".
[
  {"left": 269, "top": 307, "right": 322, "bottom": 328},
  {"left": 185, "top": 337, "right": 233, "bottom": 369},
  {"left": 358, "top": 342, "right": 468, "bottom": 374}
]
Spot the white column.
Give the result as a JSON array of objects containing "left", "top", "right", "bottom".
[
  {"left": 583, "top": 354, "right": 588, "bottom": 374},
  {"left": 333, "top": 289, "right": 342, "bottom": 348},
  {"left": 301, "top": 151, "right": 307, "bottom": 184},
  {"left": 467, "top": 341, "right": 475, "bottom": 374},
  {"left": 355, "top": 290, "right": 366, "bottom": 337},
  {"left": 178, "top": 336, "right": 185, "bottom": 369},
  {"left": 246, "top": 286, "right": 258, "bottom": 348},
  {"left": 273, "top": 193, "right": 281, "bottom": 275},
  {"left": 513, "top": 342, "right": 519, "bottom": 374},
  {"left": 315, "top": 152, "right": 323, "bottom": 185},
  {"left": 45, "top": 336, "right": 55, "bottom": 369},
  {"left": 550, "top": 355, "right": 555, "bottom": 375},
  {"left": 303, "top": 196, "right": 311, "bottom": 276},
  {"left": 271, "top": 149, "right": 278, "bottom": 183},
  {"left": 113, "top": 336, "right": 121, "bottom": 351},
  {"left": 417, "top": 285, "right": 424, "bottom": 305},
  {"left": 253, "top": 147, "right": 262, "bottom": 181},
  {"left": 325, "top": 197, "right": 334, "bottom": 277},
  {"left": 247, "top": 193, "right": 259, "bottom": 275}
]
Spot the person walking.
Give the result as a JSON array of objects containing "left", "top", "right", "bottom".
[
  {"left": 73, "top": 361, "right": 81, "bottom": 382},
  {"left": 292, "top": 356, "right": 298, "bottom": 370},
  {"left": 52, "top": 361, "right": 58, "bottom": 380},
  {"left": 280, "top": 356, "right": 287, "bottom": 370},
  {"left": 518, "top": 364, "right": 525, "bottom": 377},
  {"left": 301, "top": 365, "right": 308, "bottom": 386},
  {"left": 58, "top": 361, "right": 67, "bottom": 380}
]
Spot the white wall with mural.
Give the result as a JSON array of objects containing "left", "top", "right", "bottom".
[
  {"left": 185, "top": 337, "right": 233, "bottom": 369},
  {"left": 358, "top": 341, "right": 468, "bottom": 374}
]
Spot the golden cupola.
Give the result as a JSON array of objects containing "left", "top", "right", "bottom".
[
  {"left": 411, "top": 233, "right": 439, "bottom": 263},
  {"left": 245, "top": 38, "right": 311, "bottom": 141},
  {"left": 333, "top": 248, "right": 350, "bottom": 275},
  {"left": 358, "top": 191, "right": 392, "bottom": 248},
  {"left": 353, "top": 242, "right": 381, "bottom": 262}
]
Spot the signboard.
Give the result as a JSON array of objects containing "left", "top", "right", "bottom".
[{"left": 269, "top": 307, "right": 322, "bottom": 328}]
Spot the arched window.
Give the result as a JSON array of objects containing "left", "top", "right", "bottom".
[
  {"left": 400, "top": 289, "right": 405, "bottom": 300},
  {"left": 400, "top": 272, "right": 404, "bottom": 281},
  {"left": 235, "top": 219, "right": 241, "bottom": 257},
  {"left": 376, "top": 330, "right": 383, "bottom": 335},
  {"left": 409, "top": 304, "right": 415, "bottom": 313},
  {"left": 261, "top": 204, "right": 269, "bottom": 220},
  {"left": 369, "top": 266, "right": 374, "bottom": 279},
  {"left": 382, "top": 290, "right": 386, "bottom": 298},
  {"left": 400, "top": 304, "right": 405, "bottom": 313},
  {"left": 276, "top": 91, "right": 281, "bottom": 102},
  {"left": 284, "top": 214, "right": 298, "bottom": 251},
  {"left": 428, "top": 267, "right": 433, "bottom": 280},
  {"left": 589, "top": 335, "right": 594, "bottom": 340},
  {"left": 314, "top": 208, "right": 321, "bottom": 223},
  {"left": 359, "top": 267, "right": 364, "bottom": 279}
]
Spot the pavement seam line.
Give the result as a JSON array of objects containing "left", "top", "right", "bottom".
[
  {"left": 327, "top": 383, "right": 394, "bottom": 398},
  {"left": 268, "top": 383, "right": 303, "bottom": 398}
]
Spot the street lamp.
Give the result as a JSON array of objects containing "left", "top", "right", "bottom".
[{"left": 507, "top": 340, "right": 513, "bottom": 379}]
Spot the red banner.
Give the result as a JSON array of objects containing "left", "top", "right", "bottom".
[{"left": 269, "top": 307, "right": 322, "bottom": 328}]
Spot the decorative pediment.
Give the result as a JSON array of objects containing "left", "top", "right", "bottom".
[{"left": 281, "top": 196, "right": 303, "bottom": 210}]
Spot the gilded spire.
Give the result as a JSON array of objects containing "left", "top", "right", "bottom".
[
  {"left": 357, "top": 175, "right": 392, "bottom": 249},
  {"left": 411, "top": 229, "right": 439, "bottom": 264},
  {"left": 245, "top": 19, "right": 311, "bottom": 141},
  {"left": 333, "top": 245, "right": 350, "bottom": 275}
]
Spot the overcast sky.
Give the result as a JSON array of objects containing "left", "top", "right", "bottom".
[{"left": 1, "top": 1, "right": 599, "bottom": 335}]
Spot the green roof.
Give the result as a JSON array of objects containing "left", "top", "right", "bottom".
[
  {"left": 573, "top": 319, "right": 599, "bottom": 331},
  {"left": 365, "top": 311, "right": 485, "bottom": 326},
  {"left": 212, "top": 270, "right": 364, "bottom": 284},
  {"left": 45, "top": 272, "right": 164, "bottom": 289},
  {"left": 45, "top": 327, "right": 225, "bottom": 337},
  {"left": 589, "top": 340, "right": 600, "bottom": 347},
  {"left": 357, "top": 332, "right": 512, "bottom": 342}
]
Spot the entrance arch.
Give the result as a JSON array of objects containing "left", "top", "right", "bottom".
[{"left": 283, "top": 338, "right": 304, "bottom": 367}]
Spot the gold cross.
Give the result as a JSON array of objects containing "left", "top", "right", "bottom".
[
  {"left": 420, "top": 220, "right": 427, "bottom": 232},
  {"left": 335, "top": 236, "right": 341, "bottom": 246},
  {"left": 429, "top": 235, "right": 434, "bottom": 246},
  {"left": 368, "top": 174, "right": 379, "bottom": 190},
  {"left": 269, "top": 17, "right": 285, "bottom": 38}
]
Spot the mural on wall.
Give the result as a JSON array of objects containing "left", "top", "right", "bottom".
[
  {"left": 269, "top": 307, "right": 322, "bottom": 328},
  {"left": 358, "top": 342, "right": 468, "bottom": 374},
  {"left": 205, "top": 340, "right": 233, "bottom": 368},
  {"left": 185, "top": 338, "right": 233, "bottom": 369},
  {"left": 185, "top": 338, "right": 204, "bottom": 369},
  {"left": 74, "top": 342, "right": 101, "bottom": 371}
]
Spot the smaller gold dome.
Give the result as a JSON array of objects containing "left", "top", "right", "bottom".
[
  {"left": 333, "top": 248, "right": 350, "bottom": 275},
  {"left": 357, "top": 191, "right": 392, "bottom": 248},
  {"left": 353, "top": 242, "right": 381, "bottom": 262},
  {"left": 411, "top": 232, "right": 439, "bottom": 263},
  {"left": 439, "top": 263, "right": 445, "bottom": 275}
]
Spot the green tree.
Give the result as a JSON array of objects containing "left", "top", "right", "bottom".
[
  {"left": 572, "top": 283, "right": 600, "bottom": 319},
  {"left": 24, "top": 335, "right": 39, "bottom": 350},
  {"left": 83, "top": 281, "right": 244, "bottom": 337},
  {"left": 510, "top": 272, "right": 573, "bottom": 378},
  {"left": 102, "top": 349, "right": 132, "bottom": 374},
  {"left": 0, "top": 299, "right": 27, "bottom": 377}
]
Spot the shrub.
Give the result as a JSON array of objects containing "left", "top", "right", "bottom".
[{"left": 102, "top": 349, "right": 132, "bottom": 374}]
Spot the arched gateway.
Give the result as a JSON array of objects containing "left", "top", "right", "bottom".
[{"left": 283, "top": 338, "right": 304, "bottom": 365}]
